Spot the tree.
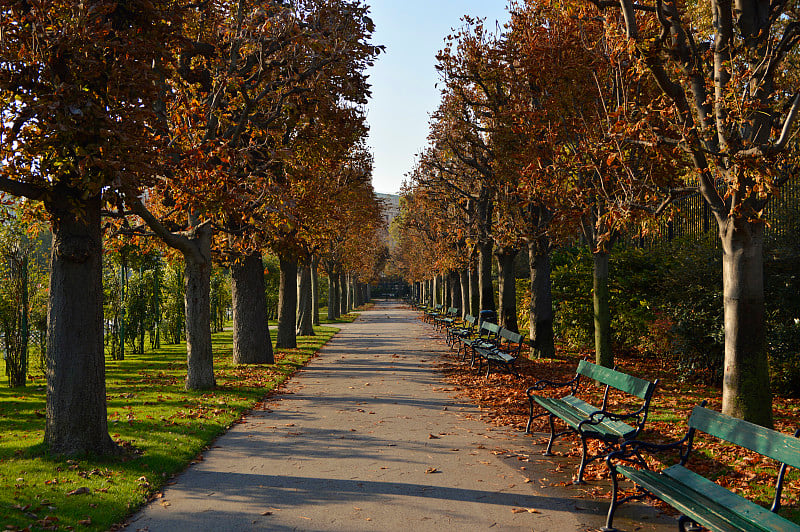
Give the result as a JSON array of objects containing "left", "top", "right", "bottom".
[
  {"left": 124, "top": 0, "right": 380, "bottom": 376},
  {"left": 0, "top": 224, "right": 29, "bottom": 387},
  {"left": 588, "top": 0, "right": 800, "bottom": 425},
  {"left": 0, "top": 0, "right": 179, "bottom": 454}
]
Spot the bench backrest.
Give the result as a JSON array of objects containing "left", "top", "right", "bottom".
[
  {"left": 478, "top": 321, "right": 501, "bottom": 337},
  {"left": 689, "top": 406, "right": 800, "bottom": 469},
  {"left": 496, "top": 328, "right": 525, "bottom": 355},
  {"left": 576, "top": 359, "right": 656, "bottom": 400},
  {"left": 498, "top": 328, "right": 524, "bottom": 344},
  {"left": 447, "top": 307, "right": 459, "bottom": 316}
]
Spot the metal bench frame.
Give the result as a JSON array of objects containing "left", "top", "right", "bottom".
[
  {"left": 526, "top": 360, "right": 658, "bottom": 484},
  {"left": 603, "top": 402, "right": 800, "bottom": 532}
]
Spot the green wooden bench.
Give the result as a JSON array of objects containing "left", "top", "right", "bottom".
[
  {"left": 434, "top": 307, "right": 459, "bottom": 331},
  {"left": 423, "top": 304, "right": 443, "bottom": 323},
  {"left": 603, "top": 403, "right": 800, "bottom": 532},
  {"left": 475, "top": 327, "right": 524, "bottom": 377},
  {"left": 458, "top": 320, "right": 500, "bottom": 365},
  {"left": 446, "top": 314, "right": 477, "bottom": 347},
  {"left": 526, "top": 360, "right": 658, "bottom": 484}
]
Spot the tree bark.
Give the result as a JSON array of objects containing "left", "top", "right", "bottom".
[
  {"left": 449, "top": 270, "right": 462, "bottom": 312},
  {"left": 459, "top": 269, "right": 470, "bottom": 319},
  {"left": 478, "top": 240, "right": 495, "bottom": 312},
  {"left": 347, "top": 273, "right": 355, "bottom": 311},
  {"left": 276, "top": 256, "right": 298, "bottom": 348},
  {"left": 184, "top": 222, "right": 215, "bottom": 389},
  {"left": 495, "top": 247, "right": 519, "bottom": 332},
  {"left": 529, "top": 239, "right": 555, "bottom": 358},
  {"left": 311, "top": 256, "right": 320, "bottom": 326},
  {"left": 720, "top": 220, "right": 773, "bottom": 427},
  {"left": 231, "top": 252, "right": 274, "bottom": 364},
  {"left": 592, "top": 250, "right": 613, "bottom": 368},
  {"left": 296, "top": 262, "right": 315, "bottom": 336},
  {"left": 45, "top": 193, "right": 116, "bottom": 455},
  {"left": 327, "top": 269, "right": 338, "bottom": 320},
  {"left": 339, "top": 272, "right": 348, "bottom": 315},
  {"left": 469, "top": 264, "right": 480, "bottom": 317}
]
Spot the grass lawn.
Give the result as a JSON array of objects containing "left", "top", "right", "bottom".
[{"left": 0, "top": 312, "right": 359, "bottom": 531}]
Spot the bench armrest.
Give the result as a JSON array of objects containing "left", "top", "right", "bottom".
[
  {"left": 526, "top": 373, "right": 579, "bottom": 395},
  {"left": 585, "top": 406, "right": 649, "bottom": 427}
]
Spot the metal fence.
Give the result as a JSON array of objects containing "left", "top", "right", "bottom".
[{"left": 638, "top": 174, "right": 800, "bottom": 246}]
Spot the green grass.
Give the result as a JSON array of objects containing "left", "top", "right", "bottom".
[{"left": 0, "top": 320, "right": 349, "bottom": 531}]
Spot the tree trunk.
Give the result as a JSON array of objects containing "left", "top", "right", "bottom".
[
  {"left": 311, "top": 256, "right": 320, "bottom": 326},
  {"left": 529, "top": 240, "right": 555, "bottom": 358},
  {"left": 469, "top": 264, "right": 480, "bottom": 316},
  {"left": 296, "top": 262, "right": 315, "bottom": 336},
  {"left": 449, "top": 270, "right": 462, "bottom": 312},
  {"left": 327, "top": 269, "right": 338, "bottom": 320},
  {"left": 184, "top": 222, "right": 215, "bottom": 390},
  {"left": 478, "top": 240, "right": 495, "bottom": 312},
  {"left": 347, "top": 273, "right": 355, "bottom": 311},
  {"left": 720, "top": 220, "right": 773, "bottom": 427},
  {"left": 339, "top": 272, "right": 348, "bottom": 315},
  {"left": 444, "top": 273, "right": 452, "bottom": 307},
  {"left": 353, "top": 277, "right": 362, "bottom": 307},
  {"left": 496, "top": 247, "right": 519, "bottom": 332},
  {"left": 459, "top": 269, "right": 470, "bottom": 319},
  {"left": 276, "top": 256, "right": 297, "bottom": 349},
  {"left": 4, "top": 245, "right": 29, "bottom": 388},
  {"left": 231, "top": 252, "right": 274, "bottom": 364},
  {"left": 45, "top": 193, "right": 116, "bottom": 455},
  {"left": 592, "top": 250, "right": 613, "bottom": 368}
]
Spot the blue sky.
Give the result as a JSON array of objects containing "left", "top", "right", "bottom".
[{"left": 365, "top": 1, "right": 511, "bottom": 195}]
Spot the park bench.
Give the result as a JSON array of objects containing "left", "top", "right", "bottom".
[
  {"left": 474, "top": 327, "right": 524, "bottom": 377},
  {"left": 458, "top": 320, "right": 500, "bottom": 365},
  {"left": 434, "top": 307, "right": 459, "bottom": 331},
  {"left": 603, "top": 402, "right": 800, "bottom": 532},
  {"left": 525, "top": 360, "right": 658, "bottom": 484},
  {"left": 423, "top": 304, "right": 443, "bottom": 323},
  {"left": 446, "top": 314, "right": 477, "bottom": 347}
]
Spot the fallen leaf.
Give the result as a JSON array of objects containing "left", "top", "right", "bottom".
[
  {"left": 425, "top": 467, "right": 439, "bottom": 474},
  {"left": 66, "top": 487, "right": 91, "bottom": 496},
  {"left": 428, "top": 434, "right": 440, "bottom": 439}
]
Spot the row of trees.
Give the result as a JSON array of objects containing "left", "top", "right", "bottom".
[
  {"left": 0, "top": 0, "right": 386, "bottom": 455},
  {"left": 395, "top": 0, "right": 800, "bottom": 428}
]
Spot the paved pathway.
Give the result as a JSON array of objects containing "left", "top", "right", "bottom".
[{"left": 125, "top": 301, "right": 674, "bottom": 531}]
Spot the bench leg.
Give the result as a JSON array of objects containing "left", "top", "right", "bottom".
[
  {"left": 544, "top": 415, "right": 557, "bottom": 455},
  {"left": 575, "top": 436, "right": 589, "bottom": 484},
  {"left": 602, "top": 461, "right": 622, "bottom": 532}
]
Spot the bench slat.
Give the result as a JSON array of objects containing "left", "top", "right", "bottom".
[
  {"left": 689, "top": 406, "right": 800, "bottom": 469},
  {"left": 617, "top": 464, "right": 799, "bottom": 532},
  {"left": 664, "top": 465, "right": 800, "bottom": 531},
  {"left": 532, "top": 395, "right": 636, "bottom": 439},
  {"left": 576, "top": 360, "right": 655, "bottom": 399}
]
